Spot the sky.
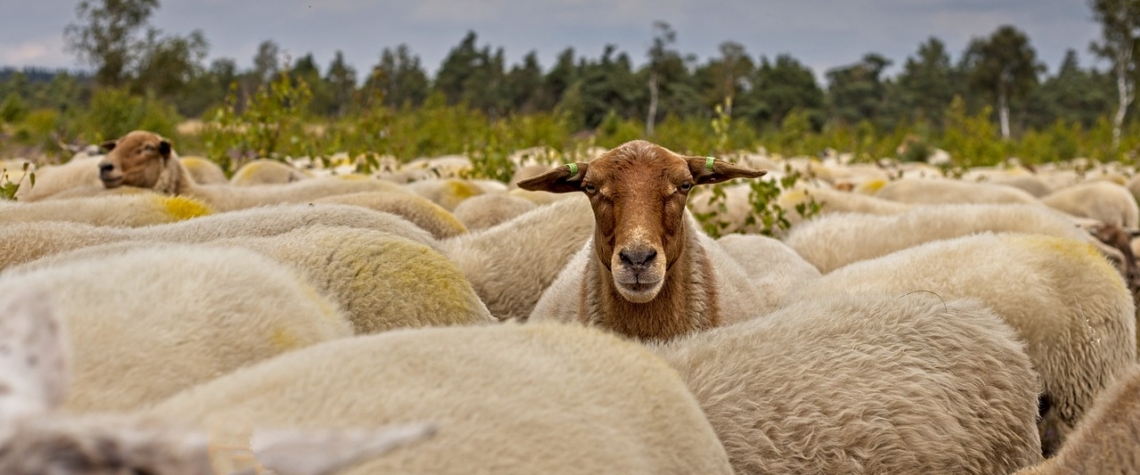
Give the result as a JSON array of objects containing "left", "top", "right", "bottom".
[{"left": 0, "top": 0, "right": 1106, "bottom": 83}]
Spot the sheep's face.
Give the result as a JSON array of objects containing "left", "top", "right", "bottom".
[
  {"left": 518, "top": 140, "right": 765, "bottom": 303},
  {"left": 97, "top": 131, "right": 172, "bottom": 190}
]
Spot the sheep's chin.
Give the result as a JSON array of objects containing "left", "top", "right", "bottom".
[
  {"left": 101, "top": 177, "right": 124, "bottom": 189},
  {"left": 613, "top": 279, "right": 664, "bottom": 303}
]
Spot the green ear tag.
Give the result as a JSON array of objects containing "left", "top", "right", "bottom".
[
  {"left": 705, "top": 157, "right": 715, "bottom": 171},
  {"left": 567, "top": 163, "right": 579, "bottom": 177}
]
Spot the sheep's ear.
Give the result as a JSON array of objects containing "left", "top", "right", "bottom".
[
  {"left": 0, "top": 285, "right": 70, "bottom": 425},
  {"left": 227, "top": 423, "right": 438, "bottom": 475},
  {"left": 99, "top": 140, "right": 117, "bottom": 153},
  {"left": 686, "top": 156, "right": 766, "bottom": 185},
  {"left": 159, "top": 139, "right": 172, "bottom": 158},
  {"left": 516, "top": 163, "right": 589, "bottom": 194}
]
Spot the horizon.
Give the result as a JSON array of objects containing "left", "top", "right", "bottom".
[{"left": 0, "top": 0, "right": 1107, "bottom": 83}]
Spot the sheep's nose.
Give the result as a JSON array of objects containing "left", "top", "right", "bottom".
[
  {"left": 98, "top": 163, "right": 114, "bottom": 174},
  {"left": 619, "top": 248, "right": 657, "bottom": 267}
]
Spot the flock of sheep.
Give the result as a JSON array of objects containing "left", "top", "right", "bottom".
[{"left": 0, "top": 130, "right": 1138, "bottom": 474}]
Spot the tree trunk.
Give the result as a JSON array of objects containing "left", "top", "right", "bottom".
[
  {"left": 647, "top": 72, "right": 659, "bottom": 137},
  {"left": 998, "top": 91, "right": 1010, "bottom": 140},
  {"left": 1112, "top": 43, "right": 1135, "bottom": 150}
]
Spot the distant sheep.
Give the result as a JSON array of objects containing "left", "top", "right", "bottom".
[
  {"left": 231, "top": 159, "right": 311, "bottom": 186},
  {"left": 0, "top": 203, "right": 437, "bottom": 271},
  {"left": 150, "top": 322, "right": 735, "bottom": 474},
  {"left": 451, "top": 193, "right": 538, "bottom": 231},
  {"left": 520, "top": 140, "right": 768, "bottom": 341},
  {"left": 440, "top": 195, "right": 595, "bottom": 321},
  {"left": 777, "top": 185, "right": 913, "bottom": 230},
  {"left": 1014, "top": 364, "right": 1140, "bottom": 474},
  {"left": 1041, "top": 181, "right": 1140, "bottom": 229},
  {"left": 875, "top": 178, "right": 1040, "bottom": 205},
  {"left": 783, "top": 233, "right": 1137, "bottom": 455},
  {"left": 0, "top": 285, "right": 437, "bottom": 475},
  {"left": 0, "top": 193, "right": 213, "bottom": 227},
  {"left": 179, "top": 156, "right": 228, "bottom": 185},
  {"left": 714, "top": 233, "right": 821, "bottom": 316},
  {"left": 313, "top": 191, "right": 468, "bottom": 239},
  {"left": 14, "top": 156, "right": 103, "bottom": 201},
  {"left": 96, "top": 131, "right": 405, "bottom": 211},
  {"left": 0, "top": 245, "right": 353, "bottom": 413},
  {"left": 990, "top": 175, "right": 1054, "bottom": 197},
  {"left": 652, "top": 293, "right": 1042, "bottom": 474},
  {"left": 784, "top": 204, "right": 1098, "bottom": 273},
  {"left": 403, "top": 178, "right": 487, "bottom": 210}
]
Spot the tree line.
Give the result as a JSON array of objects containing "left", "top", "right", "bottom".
[{"left": 0, "top": 0, "right": 1138, "bottom": 162}]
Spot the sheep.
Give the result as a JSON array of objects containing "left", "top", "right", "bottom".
[
  {"left": 519, "top": 140, "right": 768, "bottom": 341},
  {"left": 784, "top": 204, "right": 1100, "bottom": 273},
  {"left": 23, "top": 226, "right": 496, "bottom": 334},
  {"left": 508, "top": 187, "right": 576, "bottom": 205},
  {"left": 1041, "top": 181, "right": 1140, "bottom": 229},
  {"left": 403, "top": 178, "right": 487, "bottom": 210},
  {"left": 96, "top": 131, "right": 406, "bottom": 211},
  {"left": 0, "top": 203, "right": 438, "bottom": 271},
  {"left": 0, "top": 245, "right": 353, "bottom": 413},
  {"left": 1014, "top": 364, "right": 1140, "bottom": 474},
  {"left": 875, "top": 177, "right": 1041, "bottom": 205},
  {"left": 990, "top": 175, "right": 1054, "bottom": 197},
  {"left": 179, "top": 156, "right": 228, "bottom": 185},
  {"left": 149, "top": 322, "right": 736, "bottom": 475},
  {"left": 651, "top": 293, "right": 1043, "bottom": 474},
  {"left": 0, "top": 285, "right": 437, "bottom": 475},
  {"left": 313, "top": 191, "right": 468, "bottom": 239},
  {"left": 450, "top": 192, "right": 538, "bottom": 231},
  {"left": 0, "top": 193, "right": 213, "bottom": 227},
  {"left": 231, "top": 158, "right": 312, "bottom": 186},
  {"left": 783, "top": 233, "right": 1137, "bottom": 455},
  {"left": 714, "top": 233, "right": 821, "bottom": 316},
  {"left": 13, "top": 156, "right": 103, "bottom": 201},
  {"left": 777, "top": 185, "right": 913, "bottom": 230}
]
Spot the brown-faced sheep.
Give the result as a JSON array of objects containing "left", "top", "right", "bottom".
[
  {"left": 149, "top": 322, "right": 735, "bottom": 475},
  {"left": 519, "top": 140, "right": 767, "bottom": 341},
  {"left": 0, "top": 285, "right": 435, "bottom": 475},
  {"left": 783, "top": 233, "right": 1137, "bottom": 456},
  {"left": 651, "top": 293, "right": 1043, "bottom": 475},
  {"left": 96, "top": 131, "right": 405, "bottom": 211}
]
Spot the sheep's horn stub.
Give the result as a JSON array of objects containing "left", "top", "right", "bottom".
[{"left": 516, "top": 163, "right": 589, "bottom": 194}]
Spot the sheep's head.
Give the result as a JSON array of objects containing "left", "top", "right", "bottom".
[
  {"left": 518, "top": 140, "right": 765, "bottom": 303},
  {"left": 98, "top": 130, "right": 173, "bottom": 190}
]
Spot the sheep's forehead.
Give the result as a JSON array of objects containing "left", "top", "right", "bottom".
[
  {"left": 114, "top": 132, "right": 164, "bottom": 157},
  {"left": 589, "top": 141, "right": 691, "bottom": 191}
]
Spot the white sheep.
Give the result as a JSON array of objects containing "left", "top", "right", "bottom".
[
  {"left": 96, "top": 131, "right": 406, "bottom": 211},
  {"left": 450, "top": 192, "right": 538, "bottom": 231},
  {"left": 149, "top": 322, "right": 735, "bottom": 474},
  {"left": 777, "top": 185, "right": 914, "bottom": 230},
  {"left": 441, "top": 195, "right": 594, "bottom": 320},
  {"left": 1040, "top": 181, "right": 1140, "bottom": 229},
  {"left": 784, "top": 203, "right": 1099, "bottom": 273},
  {"left": 875, "top": 177, "right": 1041, "bottom": 205},
  {"left": 180, "top": 156, "right": 229, "bottom": 185},
  {"left": 713, "top": 233, "right": 821, "bottom": 316},
  {"left": 0, "top": 284, "right": 436, "bottom": 475},
  {"left": 0, "top": 193, "right": 213, "bottom": 227},
  {"left": 312, "top": 191, "right": 468, "bottom": 239},
  {"left": 520, "top": 140, "right": 769, "bottom": 341},
  {"left": 13, "top": 156, "right": 103, "bottom": 201},
  {"left": 990, "top": 175, "right": 1054, "bottom": 197},
  {"left": 0, "top": 245, "right": 353, "bottom": 413},
  {"left": 783, "top": 233, "right": 1137, "bottom": 455},
  {"left": 231, "top": 158, "right": 312, "bottom": 186},
  {"left": 402, "top": 178, "right": 487, "bottom": 210},
  {"left": 0, "top": 203, "right": 438, "bottom": 271},
  {"left": 23, "top": 226, "right": 496, "bottom": 334},
  {"left": 651, "top": 293, "right": 1043, "bottom": 474},
  {"left": 1014, "top": 364, "right": 1140, "bottom": 474}
]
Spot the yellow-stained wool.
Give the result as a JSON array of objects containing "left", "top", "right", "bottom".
[
  {"left": 230, "top": 159, "right": 311, "bottom": 186},
  {"left": 179, "top": 157, "right": 227, "bottom": 185},
  {"left": 313, "top": 191, "right": 467, "bottom": 239},
  {"left": 149, "top": 323, "right": 735, "bottom": 475},
  {"left": 404, "top": 178, "right": 485, "bottom": 211},
  {"left": 0, "top": 193, "right": 213, "bottom": 227},
  {"left": 0, "top": 203, "right": 438, "bottom": 271},
  {"left": 0, "top": 245, "right": 352, "bottom": 413}
]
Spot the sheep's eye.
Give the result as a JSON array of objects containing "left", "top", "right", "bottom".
[
  {"left": 679, "top": 182, "right": 693, "bottom": 192},
  {"left": 583, "top": 183, "right": 597, "bottom": 194}
]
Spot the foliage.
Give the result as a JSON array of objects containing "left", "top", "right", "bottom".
[
  {"left": 201, "top": 68, "right": 312, "bottom": 174},
  {"left": 81, "top": 86, "right": 180, "bottom": 142},
  {"left": 0, "top": 162, "right": 34, "bottom": 200}
]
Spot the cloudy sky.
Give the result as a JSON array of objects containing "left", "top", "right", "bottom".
[{"left": 0, "top": 0, "right": 1106, "bottom": 82}]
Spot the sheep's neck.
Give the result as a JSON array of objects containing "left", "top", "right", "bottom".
[
  {"left": 580, "top": 228, "right": 720, "bottom": 342},
  {"left": 155, "top": 157, "right": 193, "bottom": 196}
]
